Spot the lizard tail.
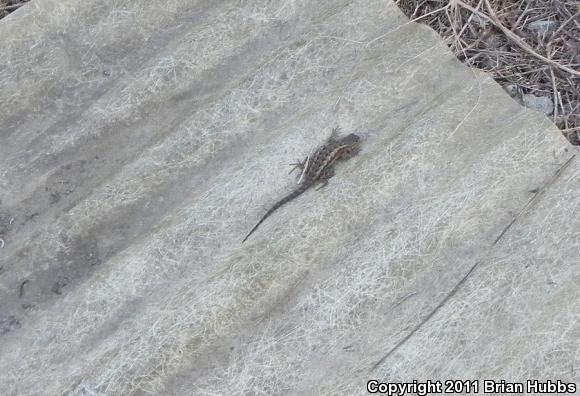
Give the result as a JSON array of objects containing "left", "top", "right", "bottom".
[{"left": 242, "top": 184, "right": 309, "bottom": 243}]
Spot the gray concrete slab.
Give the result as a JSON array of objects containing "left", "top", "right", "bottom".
[{"left": 0, "top": 0, "right": 577, "bottom": 394}]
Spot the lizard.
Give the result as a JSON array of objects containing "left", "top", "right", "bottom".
[{"left": 242, "top": 127, "right": 360, "bottom": 243}]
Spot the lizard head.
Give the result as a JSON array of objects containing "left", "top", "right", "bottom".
[{"left": 341, "top": 133, "right": 360, "bottom": 145}]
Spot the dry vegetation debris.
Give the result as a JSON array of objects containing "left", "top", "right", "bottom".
[
  {"left": 396, "top": 0, "right": 580, "bottom": 144},
  {"left": 0, "top": 0, "right": 29, "bottom": 19}
]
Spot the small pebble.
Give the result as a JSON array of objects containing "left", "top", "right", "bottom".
[
  {"left": 522, "top": 94, "right": 554, "bottom": 115},
  {"left": 528, "top": 20, "right": 558, "bottom": 35},
  {"left": 503, "top": 84, "right": 520, "bottom": 98}
]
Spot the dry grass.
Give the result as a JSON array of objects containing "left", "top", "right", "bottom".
[
  {"left": 396, "top": 0, "right": 580, "bottom": 144},
  {"left": 0, "top": 0, "right": 29, "bottom": 19}
]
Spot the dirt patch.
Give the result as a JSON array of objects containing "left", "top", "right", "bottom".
[
  {"left": 0, "top": 315, "right": 21, "bottom": 335},
  {"left": 396, "top": 0, "right": 580, "bottom": 144}
]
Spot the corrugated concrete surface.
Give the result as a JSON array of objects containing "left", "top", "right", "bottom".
[{"left": 0, "top": 0, "right": 578, "bottom": 394}]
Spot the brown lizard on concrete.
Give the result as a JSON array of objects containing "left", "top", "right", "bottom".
[{"left": 242, "top": 127, "right": 360, "bottom": 243}]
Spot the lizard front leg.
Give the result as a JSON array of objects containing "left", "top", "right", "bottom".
[
  {"left": 338, "top": 145, "right": 360, "bottom": 161},
  {"left": 325, "top": 126, "right": 342, "bottom": 144}
]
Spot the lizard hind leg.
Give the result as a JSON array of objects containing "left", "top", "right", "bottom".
[
  {"left": 288, "top": 158, "right": 306, "bottom": 175},
  {"left": 288, "top": 153, "right": 311, "bottom": 174},
  {"left": 315, "top": 166, "right": 335, "bottom": 190},
  {"left": 289, "top": 155, "right": 311, "bottom": 185}
]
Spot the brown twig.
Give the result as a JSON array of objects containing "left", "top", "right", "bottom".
[
  {"left": 396, "top": 0, "right": 579, "bottom": 144},
  {"left": 0, "top": 2, "right": 27, "bottom": 11},
  {"left": 19, "top": 280, "right": 29, "bottom": 298},
  {"left": 553, "top": 9, "right": 580, "bottom": 38},
  {"left": 453, "top": 0, "right": 580, "bottom": 77}
]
